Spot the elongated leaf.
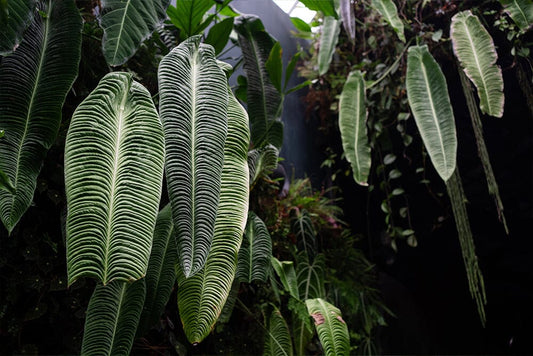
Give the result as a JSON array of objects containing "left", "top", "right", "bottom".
[
  {"left": 339, "top": 70, "right": 371, "bottom": 186},
  {"left": 65, "top": 72, "right": 165, "bottom": 285},
  {"left": 340, "top": 0, "right": 356, "bottom": 44},
  {"left": 0, "top": 0, "right": 35, "bottom": 54},
  {"left": 263, "top": 307, "right": 294, "bottom": 356},
  {"left": 451, "top": 11, "right": 504, "bottom": 118},
  {"left": 137, "top": 204, "right": 177, "bottom": 335},
  {"left": 98, "top": 0, "right": 170, "bottom": 66},
  {"left": 406, "top": 45, "right": 457, "bottom": 182},
  {"left": 235, "top": 15, "right": 283, "bottom": 148},
  {"left": 177, "top": 86, "right": 250, "bottom": 344},
  {"left": 500, "top": 0, "right": 533, "bottom": 32},
  {"left": 82, "top": 280, "right": 146, "bottom": 356},
  {"left": 292, "top": 210, "right": 316, "bottom": 260},
  {"left": 0, "top": 169, "right": 15, "bottom": 194},
  {"left": 166, "top": 0, "right": 213, "bottom": 38},
  {"left": 289, "top": 298, "right": 314, "bottom": 356},
  {"left": 271, "top": 257, "right": 299, "bottom": 300},
  {"left": 248, "top": 144, "right": 279, "bottom": 189},
  {"left": 372, "top": 0, "right": 405, "bottom": 42},
  {"left": 305, "top": 298, "right": 350, "bottom": 356},
  {"left": 296, "top": 253, "right": 325, "bottom": 300},
  {"left": 300, "top": 0, "right": 337, "bottom": 18},
  {"left": 266, "top": 41, "right": 283, "bottom": 93},
  {"left": 318, "top": 16, "right": 341, "bottom": 76},
  {"left": 205, "top": 17, "right": 234, "bottom": 55},
  {"left": 237, "top": 212, "right": 272, "bottom": 283},
  {"left": 159, "top": 36, "right": 228, "bottom": 278},
  {"left": 0, "top": 0, "right": 81, "bottom": 234}
]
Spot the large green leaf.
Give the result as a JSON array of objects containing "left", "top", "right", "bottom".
[
  {"left": 406, "top": 45, "right": 457, "bottom": 182},
  {"left": 451, "top": 10, "right": 504, "bottom": 118},
  {"left": 0, "top": 0, "right": 35, "bottom": 54},
  {"left": 499, "top": 0, "right": 533, "bottom": 32},
  {"left": 305, "top": 298, "right": 350, "bottom": 356},
  {"left": 299, "top": 0, "right": 337, "bottom": 18},
  {"left": 248, "top": 144, "right": 279, "bottom": 190},
  {"left": 296, "top": 253, "right": 325, "bottom": 300},
  {"left": 235, "top": 15, "right": 283, "bottom": 148},
  {"left": 137, "top": 204, "right": 177, "bottom": 335},
  {"left": 98, "top": 0, "right": 170, "bottom": 66},
  {"left": 292, "top": 209, "right": 316, "bottom": 260},
  {"left": 236, "top": 211, "right": 272, "bottom": 283},
  {"left": 205, "top": 17, "right": 234, "bottom": 55},
  {"left": 159, "top": 36, "right": 228, "bottom": 278},
  {"left": 289, "top": 298, "right": 314, "bottom": 356},
  {"left": 318, "top": 16, "right": 340, "bottom": 76},
  {"left": 340, "top": 0, "right": 356, "bottom": 44},
  {"left": 0, "top": 0, "right": 81, "bottom": 234},
  {"left": 65, "top": 72, "right": 165, "bottom": 285},
  {"left": 263, "top": 307, "right": 294, "bottom": 356},
  {"left": 177, "top": 85, "right": 250, "bottom": 344},
  {"left": 166, "top": 0, "right": 213, "bottom": 38},
  {"left": 371, "top": 0, "right": 405, "bottom": 42},
  {"left": 339, "top": 70, "right": 371, "bottom": 186},
  {"left": 271, "top": 257, "right": 300, "bottom": 300},
  {"left": 81, "top": 280, "right": 146, "bottom": 356}
]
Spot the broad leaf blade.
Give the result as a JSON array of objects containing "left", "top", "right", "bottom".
[
  {"left": 177, "top": 86, "right": 250, "bottom": 344},
  {"left": 159, "top": 36, "right": 228, "bottom": 278},
  {"left": 266, "top": 41, "right": 283, "bottom": 93},
  {"left": 339, "top": 70, "right": 371, "bottom": 186},
  {"left": 299, "top": 0, "right": 337, "bottom": 18},
  {"left": 99, "top": 0, "right": 170, "bottom": 66},
  {"left": 499, "top": 0, "right": 533, "bottom": 32},
  {"left": 263, "top": 307, "right": 294, "bottom": 356},
  {"left": 166, "top": 0, "right": 213, "bottom": 38},
  {"left": 451, "top": 10, "right": 504, "bottom": 117},
  {"left": 65, "top": 72, "right": 165, "bottom": 285},
  {"left": 236, "top": 212, "right": 272, "bottom": 283},
  {"left": 0, "top": 0, "right": 35, "bottom": 54},
  {"left": 271, "top": 257, "right": 299, "bottom": 300},
  {"left": 205, "top": 17, "right": 234, "bottom": 55},
  {"left": 235, "top": 15, "right": 283, "bottom": 148},
  {"left": 305, "top": 298, "right": 350, "bottom": 356},
  {"left": 372, "top": 0, "right": 405, "bottom": 42},
  {"left": 0, "top": 0, "right": 81, "bottom": 234},
  {"left": 406, "top": 45, "right": 457, "bottom": 182},
  {"left": 248, "top": 144, "right": 279, "bottom": 189},
  {"left": 82, "top": 280, "right": 146, "bottom": 356},
  {"left": 318, "top": 16, "right": 341, "bottom": 76}
]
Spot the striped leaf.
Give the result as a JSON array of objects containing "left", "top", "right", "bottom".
[
  {"left": 263, "top": 307, "right": 294, "bottom": 356},
  {"left": 248, "top": 144, "right": 279, "bottom": 190},
  {"left": 236, "top": 211, "right": 272, "bottom": 283},
  {"left": 500, "top": 0, "right": 533, "bottom": 32},
  {"left": 65, "top": 72, "right": 165, "bottom": 285},
  {"left": 296, "top": 253, "right": 325, "bottom": 300},
  {"left": 0, "top": 0, "right": 35, "bottom": 54},
  {"left": 406, "top": 45, "right": 457, "bottom": 182},
  {"left": 290, "top": 298, "right": 314, "bottom": 356},
  {"left": 451, "top": 10, "right": 504, "bottom": 118},
  {"left": 81, "top": 280, "right": 146, "bottom": 356},
  {"left": 372, "top": 0, "right": 405, "bottom": 42},
  {"left": 271, "top": 257, "right": 300, "bottom": 300},
  {"left": 318, "top": 16, "right": 341, "bottom": 76},
  {"left": 98, "top": 0, "right": 170, "bottom": 66},
  {"left": 177, "top": 85, "right": 250, "bottom": 344},
  {"left": 158, "top": 36, "right": 228, "bottom": 278},
  {"left": 339, "top": 70, "right": 371, "bottom": 186},
  {"left": 292, "top": 209, "right": 316, "bottom": 260},
  {"left": 0, "top": 0, "right": 81, "bottom": 234},
  {"left": 305, "top": 298, "right": 350, "bottom": 356}
]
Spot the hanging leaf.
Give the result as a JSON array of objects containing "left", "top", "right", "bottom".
[
  {"left": 166, "top": 0, "right": 213, "bottom": 39},
  {"left": 371, "top": 0, "right": 406, "bottom": 42},
  {"left": 235, "top": 15, "right": 283, "bottom": 148},
  {"left": 263, "top": 307, "right": 294, "bottom": 356},
  {"left": 0, "top": 0, "right": 81, "bottom": 234},
  {"left": 340, "top": 0, "right": 356, "bottom": 44},
  {"left": 0, "top": 0, "right": 35, "bottom": 54},
  {"left": 451, "top": 10, "right": 504, "bottom": 118},
  {"left": 299, "top": 0, "right": 338, "bottom": 18},
  {"left": 236, "top": 212, "right": 272, "bottom": 283},
  {"left": 305, "top": 298, "right": 350, "bottom": 356},
  {"left": 499, "top": 0, "right": 533, "bottom": 32},
  {"left": 158, "top": 36, "right": 228, "bottom": 278},
  {"left": 248, "top": 144, "right": 279, "bottom": 189},
  {"left": 205, "top": 17, "right": 234, "bottom": 55},
  {"left": 339, "top": 70, "right": 371, "bottom": 186},
  {"left": 292, "top": 210, "right": 316, "bottom": 261},
  {"left": 81, "top": 280, "right": 146, "bottom": 356},
  {"left": 177, "top": 86, "right": 250, "bottom": 344},
  {"left": 289, "top": 298, "right": 314, "bottom": 356},
  {"left": 266, "top": 41, "right": 283, "bottom": 93},
  {"left": 271, "top": 257, "right": 300, "bottom": 300},
  {"left": 406, "top": 45, "right": 457, "bottom": 182},
  {"left": 98, "top": 0, "right": 170, "bottom": 66},
  {"left": 318, "top": 16, "right": 341, "bottom": 76},
  {"left": 296, "top": 253, "right": 325, "bottom": 300},
  {"left": 65, "top": 72, "right": 165, "bottom": 285}
]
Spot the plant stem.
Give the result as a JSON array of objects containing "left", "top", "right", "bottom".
[{"left": 366, "top": 38, "right": 413, "bottom": 90}]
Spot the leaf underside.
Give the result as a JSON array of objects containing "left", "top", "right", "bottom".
[
  {"left": 372, "top": 0, "right": 406, "bottom": 42},
  {"left": 318, "top": 16, "right": 341, "bottom": 76}
]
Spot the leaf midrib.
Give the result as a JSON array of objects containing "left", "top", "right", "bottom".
[
  {"left": 107, "top": 283, "right": 127, "bottom": 356},
  {"left": 317, "top": 298, "right": 340, "bottom": 355},
  {"left": 352, "top": 74, "right": 363, "bottom": 183}
]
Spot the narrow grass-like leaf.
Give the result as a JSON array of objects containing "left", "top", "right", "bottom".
[
  {"left": 305, "top": 298, "right": 350, "bottom": 356},
  {"left": 0, "top": 0, "right": 35, "bottom": 54},
  {"left": 263, "top": 307, "right": 294, "bottom": 356},
  {"left": 451, "top": 10, "right": 504, "bottom": 117},
  {"left": 271, "top": 257, "right": 300, "bottom": 300},
  {"left": 318, "top": 16, "right": 341, "bottom": 76},
  {"left": 406, "top": 45, "right": 457, "bottom": 182},
  {"left": 339, "top": 70, "right": 371, "bottom": 186},
  {"left": 248, "top": 144, "right": 279, "bottom": 190},
  {"left": 372, "top": 0, "right": 405, "bottom": 42},
  {"left": 65, "top": 72, "right": 165, "bottom": 285},
  {"left": 0, "top": 0, "right": 81, "bottom": 234},
  {"left": 159, "top": 36, "right": 228, "bottom": 278},
  {"left": 236, "top": 212, "right": 272, "bottom": 283},
  {"left": 499, "top": 0, "right": 533, "bottom": 32}
]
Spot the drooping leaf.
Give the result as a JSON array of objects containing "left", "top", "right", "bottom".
[
  {"left": 159, "top": 36, "right": 228, "bottom": 278},
  {"left": 339, "top": 70, "right": 371, "bottom": 186},
  {"left": 177, "top": 86, "right": 250, "bottom": 344},
  {"left": 98, "top": 0, "right": 170, "bottom": 66},
  {"left": 299, "top": 0, "right": 338, "bottom": 18},
  {"left": 296, "top": 253, "right": 325, "bottom": 300},
  {"left": 284, "top": 52, "right": 301, "bottom": 91},
  {"left": 236, "top": 212, "right": 272, "bottom": 283},
  {"left": 292, "top": 210, "right": 316, "bottom": 261},
  {"left": 451, "top": 10, "right": 504, "bottom": 118},
  {"left": 0, "top": 0, "right": 81, "bottom": 234},
  {"left": 81, "top": 280, "right": 146, "bottom": 356},
  {"left": 266, "top": 41, "right": 283, "bottom": 93},
  {"left": 0, "top": 0, "right": 35, "bottom": 54},
  {"left": 290, "top": 17, "right": 311, "bottom": 33},
  {"left": 65, "top": 72, "right": 165, "bottom": 285},
  {"left": 305, "top": 298, "right": 350, "bottom": 356},
  {"left": 318, "top": 16, "right": 341, "bottom": 76},
  {"left": 340, "top": 0, "right": 356, "bottom": 44},
  {"left": 406, "top": 45, "right": 457, "bottom": 182},
  {"left": 248, "top": 144, "right": 279, "bottom": 189},
  {"left": 499, "top": 0, "right": 533, "bottom": 32},
  {"left": 137, "top": 204, "right": 177, "bottom": 335},
  {"left": 263, "top": 307, "right": 294, "bottom": 356},
  {"left": 271, "top": 257, "right": 300, "bottom": 300},
  {"left": 205, "top": 17, "right": 234, "bottom": 55},
  {"left": 167, "top": 0, "right": 213, "bottom": 38},
  {"left": 289, "top": 297, "right": 314, "bottom": 356},
  {"left": 371, "top": 0, "right": 406, "bottom": 42},
  {"left": 235, "top": 15, "right": 283, "bottom": 148}
]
